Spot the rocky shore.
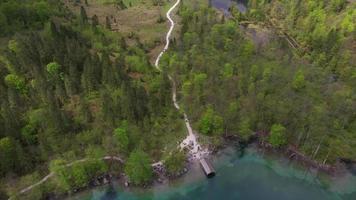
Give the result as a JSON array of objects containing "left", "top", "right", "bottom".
[
  {"left": 53, "top": 137, "right": 356, "bottom": 200},
  {"left": 222, "top": 133, "right": 356, "bottom": 177}
]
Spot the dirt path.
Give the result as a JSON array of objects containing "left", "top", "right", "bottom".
[
  {"left": 10, "top": 1, "right": 206, "bottom": 199},
  {"left": 153, "top": 0, "right": 208, "bottom": 160},
  {"left": 8, "top": 156, "right": 124, "bottom": 200}
]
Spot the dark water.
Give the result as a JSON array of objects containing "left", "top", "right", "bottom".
[
  {"left": 211, "top": 0, "right": 248, "bottom": 14},
  {"left": 68, "top": 147, "right": 356, "bottom": 200}
]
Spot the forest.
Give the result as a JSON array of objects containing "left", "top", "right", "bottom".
[
  {"left": 0, "top": 0, "right": 355, "bottom": 199},
  {"left": 162, "top": 0, "right": 355, "bottom": 164},
  {"left": 0, "top": 0, "right": 185, "bottom": 199}
]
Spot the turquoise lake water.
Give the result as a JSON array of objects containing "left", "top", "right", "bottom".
[{"left": 69, "top": 147, "right": 356, "bottom": 200}]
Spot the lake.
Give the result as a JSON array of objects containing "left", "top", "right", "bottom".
[{"left": 68, "top": 147, "right": 356, "bottom": 200}]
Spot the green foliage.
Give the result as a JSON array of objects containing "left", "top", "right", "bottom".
[
  {"left": 4, "top": 74, "right": 26, "bottom": 93},
  {"left": 182, "top": 81, "right": 192, "bottom": 96},
  {"left": 8, "top": 40, "right": 19, "bottom": 53},
  {"left": 164, "top": 150, "right": 186, "bottom": 174},
  {"left": 1, "top": 0, "right": 355, "bottom": 196},
  {"left": 17, "top": 172, "right": 54, "bottom": 200},
  {"left": 174, "top": 1, "right": 356, "bottom": 165},
  {"left": 0, "top": 0, "right": 55, "bottom": 35},
  {"left": 222, "top": 63, "right": 234, "bottom": 78},
  {"left": 124, "top": 150, "right": 152, "bottom": 185},
  {"left": 114, "top": 121, "right": 130, "bottom": 153},
  {"left": 198, "top": 106, "right": 224, "bottom": 136},
  {"left": 21, "top": 109, "right": 45, "bottom": 144},
  {"left": 292, "top": 70, "right": 306, "bottom": 90},
  {"left": 0, "top": 12, "right": 7, "bottom": 35},
  {"left": 0, "top": 137, "right": 16, "bottom": 175},
  {"left": 268, "top": 124, "right": 287, "bottom": 148},
  {"left": 46, "top": 62, "right": 61, "bottom": 76},
  {"left": 125, "top": 55, "right": 148, "bottom": 73},
  {"left": 194, "top": 73, "right": 207, "bottom": 85},
  {"left": 0, "top": 137, "right": 25, "bottom": 176},
  {"left": 340, "top": 10, "right": 355, "bottom": 33},
  {"left": 238, "top": 119, "right": 253, "bottom": 141},
  {"left": 50, "top": 159, "right": 107, "bottom": 191},
  {"left": 0, "top": 0, "right": 181, "bottom": 194},
  {"left": 331, "top": 0, "right": 347, "bottom": 12},
  {"left": 21, "top": 124, "right": 37, "bottom": 144}
]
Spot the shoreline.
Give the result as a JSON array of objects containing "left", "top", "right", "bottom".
[
  {"left": 222, "top": 134, "right": 355, "bottom": 176},
  {"left": 63, "top": 140, "right": 356, "bottom": 199}
]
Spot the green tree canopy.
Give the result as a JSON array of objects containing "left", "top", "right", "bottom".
[
  {"left": 164, "top": 150, "right": 186, "bottom": 175},
  {"left": 238, "top": 118, "right": 253, "bottom": 141},
  {"left": 0, "top": 137, "right": 24, "bottom": 175},
  {"left": 198, "top": 106, "right": 224, "bottom": 135},
  {"left": 50, "top": 159, "right": 107, "bottom": 191},
  {"left": 124, "top": 150, "right": 152, "bottom": 185},
  {"left": 46, "top": 62, "right": 61, "bottom": 75},
  {"left": 114, "top": 120, "right": 129, "bottom": 153},
  {"left": 268, "top": 124, "right": 287, "bottom": 148},
  {"left": 292, "top": 70, "right": 306, "bottom": 90},
  {"left": 4, "top": 74, "right": 26, "bottom": 93}
]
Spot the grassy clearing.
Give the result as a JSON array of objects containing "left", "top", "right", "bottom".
[{"left": 64, "top": 0, "right": 176, "bottom": 62}]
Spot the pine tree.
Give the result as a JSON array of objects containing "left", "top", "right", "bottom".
[
  {"left": 79, "top": 96, "right": 93, "bottom": 124},
  {"left": 92, "top": 15, "right": 99, "bottom": 28},
  {"left": 80, "top": 6, "right": 88, "bottom": 26},
  {"left": 100, "top": 88, "right": 115, "bottom": 126},
  {"left": 105, "top": 16, "right": 111, "bottom": 30},
  {"left": 64, "top": 60, "right": 81, "bottom": 96},
  {"left": 101, "top": 53, "right": 120, "bottom": 86},
  {"left": 134, "top": 85, "right": 149, "bottom": 122},
  {"left": 1, "top": 101, "right": 21, "bottom": 139},
  {"left": 81, "top": 57, "right": 95, "bottom": 93}
]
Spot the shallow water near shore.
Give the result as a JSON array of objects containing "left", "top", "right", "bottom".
[{"left": 68, "top": 146, "right": 356, "bottom": 200}]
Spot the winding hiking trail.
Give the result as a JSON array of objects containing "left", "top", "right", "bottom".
[
  {"left": 10, "top": 1, "right": 205, "bottom": 199},
  {"left": 8, "top": 156, "right": 124, "bottom": 200},
  {"left": 154, "top": 0, "right": 208, "bottom": 160}
]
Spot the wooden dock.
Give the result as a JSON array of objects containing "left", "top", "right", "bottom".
[{"left": 199, "top": 158, "right": 216, "bottom": 178}]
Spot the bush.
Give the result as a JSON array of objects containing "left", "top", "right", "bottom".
[
  {"left": 4, "top": 74, "right": 27, "bottom": 93},
  {"left": 46, "top": 62, "right": 61, "bottom": 75},
  {"left": 268, "top": 124, "right": 287, "bottom": 148}
]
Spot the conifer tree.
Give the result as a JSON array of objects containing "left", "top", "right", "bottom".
[
  {"left": 92, "top": 15, "right": 99, "bottom": 28},
  {"left": 105, "top": 16, "right": 111, "bottom": 30},
  {"left": 80, "top": 6, "right": 88, "bottom": 26}
]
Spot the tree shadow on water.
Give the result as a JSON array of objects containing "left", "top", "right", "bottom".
[
  {"left": 237, "top": 142, "right": 247, "bottom": 158},
  {"left": 100, "top": 185, "right": 117, "bottom": 200}
]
